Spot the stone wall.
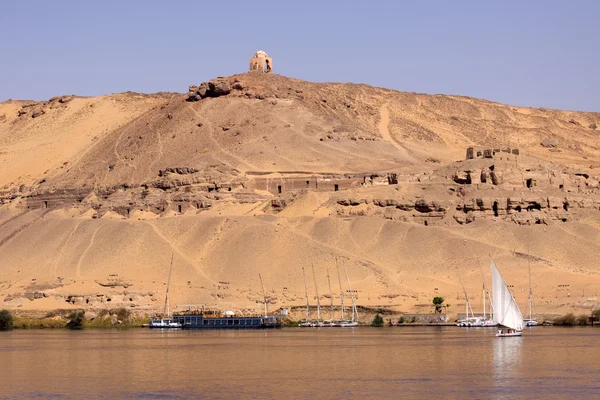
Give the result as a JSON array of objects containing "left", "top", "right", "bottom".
[
  {"left": 248, "top": 173, "right": 399, "bottom": 194},
  {"left": 466, "top": 146, "right": 519, "bottom": 161}
]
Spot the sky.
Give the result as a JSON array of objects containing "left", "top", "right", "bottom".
[{"left": 1, "top": 0, "right": 598, "bottom": 111}]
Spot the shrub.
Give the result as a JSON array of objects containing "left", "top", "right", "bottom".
[
  {"left": 0, "top": 309, "right": 13, "bottom": 330},
  {"left": 554, "top": 313, "right": 577, "bottom": 326},
  {"left": 398, "top": 316, "right": 405, "bottom": 324},
  {"left": 433, "top": 297, "right": 445, "bottom": 313},
  {"left": 66, "top": 310, "right": 85, "bottom": 329},
  {"left": 576, "top": 314, "right": 589, "bottom": 326},
  {"left": 115, "top": 308, "right": 131, "bottom": 322},
  {"left": 592, "top": 308, "right": 600, "bottom": 323},
  {"left": 371, "top": 313, "right": 384, "bottom": 327}
]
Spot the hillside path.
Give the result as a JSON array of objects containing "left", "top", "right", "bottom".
[{"left": 378, "top": 103, "right": 418, "bottom": 163}]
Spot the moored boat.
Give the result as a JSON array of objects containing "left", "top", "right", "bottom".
[
  {"left": 524, "top": 255, "right": 538, "bottom": 327},
  {"left": 172, "top": 311, "right": 280, "bottom": 329},
  {"left": 150, "top": 255, "right": 182, "bottom": 329},
  {"left": 149, "top": 318, "right": 182, "bottom": 329}
]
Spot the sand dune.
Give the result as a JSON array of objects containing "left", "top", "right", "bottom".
[{"left": 1, "top": 73, "right": 599, "bottom": 317}]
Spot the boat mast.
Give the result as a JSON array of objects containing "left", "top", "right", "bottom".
[
  {"left": 336, "top": 259, "right": 345, "bottom": 320},
  {"left": 259, "top": 273, "right": 268, "bottom": 317},
  {"left": 481, "top": 270, "right": 494, "bottom": 320},
  {"left": 482, "top": 280, "right": 486, "bottom": 320},
  {"left": 311, "top": 263, "right": 321, "bottom": 321},
  {"left": 344, "top": 263, "right": 357, "bottom": 322},
  {"left": 327, "top": 268, "right": 334, "bottom": 321},
  {"left": 302, "top": 266, "right": 310, "bottom": 321},
  {"left": 163, "top": 254, "right": 174, "bottom": 318},
  {"left": 528, "top": 255, "right": 534, "bottom": 321},
  {"left": 457, "top": 266, "right": 474, "bottom": 319}
]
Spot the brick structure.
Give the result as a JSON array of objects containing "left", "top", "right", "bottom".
[
  {"left": 466, "top": 147, "right": 519, "bottom": 160},
  {"left": 249, "top": 50, "right": 273, "bottom": 73}
]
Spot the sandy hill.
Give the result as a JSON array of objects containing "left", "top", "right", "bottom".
[{"left": 0, "top": 73, "right": 599, "bottom": 319}]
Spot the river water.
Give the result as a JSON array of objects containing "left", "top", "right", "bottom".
[{"left": 0, "top": 327, "right": 598, "bottom": 399}]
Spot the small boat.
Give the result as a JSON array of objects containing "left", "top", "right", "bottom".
[
  {"left": 496, "top": 328, "right": 522, "bottom": 337},
  {"left": 455, "top": 266, "right": 479, "bottom": 327},
  {"left": 298, "top": 265, "right": 319, "bottom": 328},
  {"left": 150, "top": 255, "right": 182, "bottom": 329},
  {"left": 481, "top": 270, "right": 498, "bottom": 327},
  {"left": 328, "top": 261, "right": 358, "bottom": 327},
  {"left": 491, "top": 259, "right": 524, "bottom": 337},
  {"left": 149, "top": 318, "right": 182, "bottom": 329},
  {"left": 523, "top": 256, "right": 538, "bottom": 327}
]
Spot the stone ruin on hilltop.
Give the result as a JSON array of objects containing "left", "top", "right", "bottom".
[{"left": 248, "top": 50, "right": 272, "bottom": 73}]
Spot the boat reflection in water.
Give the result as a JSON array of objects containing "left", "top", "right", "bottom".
[{"left": 493, "top": 331, "right": 523, "bottom": 385}]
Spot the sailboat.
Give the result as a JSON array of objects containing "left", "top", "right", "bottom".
[
  {"left": 481, "top": 270, "right": 498, "bottom": 327},
  {"left": 337, "top": 263, "right": 358, "bottom": 327},
  {"left": 523, "top": 258, "right": 538, "bottom": 327},
  {"left": 298, "top": 266, "right": 313, "bottom": 327},
  {"left": 455, "top": 266, "right": 482, "bottom": 327},
  {"left": 320, "top": 269, "right": 335, "bottom": 327},
  {"left": 491, "top": 259, "right": 524, "bottom": 337},
  {"left": 311, "top": 263, "right": 324, "bottom": 327},
  {"left": 150, "top": 254, "right": 182, "bottom": 329}
]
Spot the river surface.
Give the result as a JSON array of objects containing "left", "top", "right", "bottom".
[{"left": 0, "top": 327, "right": 598, "bottom": 399}]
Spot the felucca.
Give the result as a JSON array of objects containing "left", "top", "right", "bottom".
[
  {"left": 455, "top": 266, "right": 482, "bottom": 327},
  {"left": 491, "top": 260, "right": 524, "bottom": 337},
  {"left": 298, "top": 266, "right": 313, "bottom": 327},
  {"left": 481, "top": 270, "right": 497, "bottom": 327},
  {"left": 149, "top": 254, "right": 182, "bottom": 329},
  {"left": 337, "top": 263, "right": 359, "bottom": 327},
  {"left": 523, "top": 257, "right": 538, "bottom": 327}
]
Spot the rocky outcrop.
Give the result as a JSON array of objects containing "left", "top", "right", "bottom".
[
  {"left": 186, "top": 78, "right": 244, "bottom": 101},
  {"left": 158, "top": 167, "right": 200, "bottom": 176},
  {"left": 541, "top": 138, "right": 559, "bottom": 148},
  {"left": 31, "top": 108, "right": 45, "bottom": 118}
]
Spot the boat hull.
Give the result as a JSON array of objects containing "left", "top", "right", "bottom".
[
  {"left": 149, "top": 319, "right": 182, "bottom": 329},
  {"left": 299, "top": 320, "right": 358, "bottom": 327},
  {"left": 496, "top": 330, "right": 523, "bottom": 337},
  {"left": 172, "top": 314, "right": 281, "bottom": 329}
]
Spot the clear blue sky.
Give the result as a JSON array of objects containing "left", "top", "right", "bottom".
[{"left": 1, "top": 0, "right": 598, "bottom": 111}]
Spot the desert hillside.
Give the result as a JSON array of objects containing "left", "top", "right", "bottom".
[{"left": 1, "top": 73, "right": 599, "bottom": 319}]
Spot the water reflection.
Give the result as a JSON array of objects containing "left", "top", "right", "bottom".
[
  {"left": 493, "top": 335, "right": 523, "bottom": 383},
  {"left": 0, "top": 328, "right": 597, "bottom": 399}
]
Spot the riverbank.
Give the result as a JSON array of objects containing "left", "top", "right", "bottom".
[{"left": 2, "top": 308, "right": 599, "bottom": 330}]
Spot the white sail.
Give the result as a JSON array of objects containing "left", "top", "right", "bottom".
[{"left": 491, "top": 260, "right": 523, "bottom": 331}]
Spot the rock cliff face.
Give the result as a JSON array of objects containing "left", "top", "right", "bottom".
[{"left": 0, "top": 73, "right": 599, "bottom": 316}]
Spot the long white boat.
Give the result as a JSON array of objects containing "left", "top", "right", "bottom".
[{"left": 491, "top": 259, "right": 523, "bottom": 337}]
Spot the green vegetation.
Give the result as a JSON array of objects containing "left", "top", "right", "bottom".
[
  {"left": 371, "top": 313, "right": 384, "bottom": 327},
  {"left": 12, "top": 317, "right": 66, "bottom": 329},
  {"left": 0, "top": 309, "right": 13, "bottom": 330},
  {"left": 592, "top": 308, "right": 600, "bottom": 324},
  {"left": 398, "top": 316, "right": 405, "bottom": 324},
  {"left": 576, "top": 314, "right": 589, "bottom": 326},
  {"left": 115, "top": 308, "right": 131, "bottom": 321},
  {"left": 432, "top": 297, "right": 445, "bottom": 313},
  {"left": 66, "top": 310, "right": 85, "bottom": 329},
  {"left": 283, "top": 319, "right": 299, "bottom": 327},
  {"left": 554, "top": 313, "right": 589, "bottom": 326}
]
